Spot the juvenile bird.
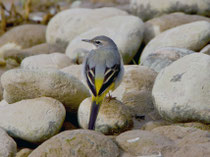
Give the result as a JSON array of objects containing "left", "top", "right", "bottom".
[{"left": 82, "top": 35, "right": 124, "bottom": 130}]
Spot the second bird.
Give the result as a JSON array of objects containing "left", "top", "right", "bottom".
[{"left": 82, "top": 35, "right": 124, "bottom": 130}]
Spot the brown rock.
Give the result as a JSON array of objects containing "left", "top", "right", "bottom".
[
  {"left": 116, "top": 130, "right": 174, "bottom": 156},
  {"left": 29, "top": 129, "right": 120, "bottom": 157}
]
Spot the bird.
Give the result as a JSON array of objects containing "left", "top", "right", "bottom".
[{"left": 82, "top": 35, "right": 124, "bottom": 130}]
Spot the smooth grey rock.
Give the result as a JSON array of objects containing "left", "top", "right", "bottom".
[
  {"left": 78, "top": 97, "right": 133, "bottom": 134},
  {"left": 1, "top": 69, "right": 90, "bottom": 112},
  {"left": 66, "top": 15, "right": 144, "bottom": 64},
  {"left": 21, "top": 53, "right": 73, "bottom": 70},
  {"left": 141, "top": 47, "right": 195, "bottom": 72},
  {"left": 46, "top": 7, "right": 127, "bottom": 46},
  {"left": 143, "top": 12, "right": 210, "bottom": 44},
  {"left": 116, "top": 130, "right": 174, "bottom": 156},
  {"left": 3, "top": 43, "right": 66, "bottom": 64},
  {"left": 113, "top": 65, "right": 157, "bottom": 116},
  {"left": 200, "top": 44, "right": 210, "bottom": 55},
  {"left": 0, "top": 128, "right": 17, "bottom": 157},
  {"left": 141, "top": 21, "right": 210, "bottom": 62},
  {"left": 152, "top": 53, "right": 210, "bottom": 123},
  {"left": 0, "top": 97, "right": 65, "bottom": 143},
  {"left": 130, "top": 0, "right": 210, "bottom": 21},
  {"left": 29, "top": 129, "right": 120, "bottom": 157}
]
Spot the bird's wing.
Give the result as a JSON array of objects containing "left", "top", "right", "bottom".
[
  {"left": 84, "top": 49, "right": 121, "bottom": 96},
  {"left": 98, "top": 64, "right": 120, "bottom": 95},
  {"left": 85, "top": 62, "right": 97, "bottom": 96}
]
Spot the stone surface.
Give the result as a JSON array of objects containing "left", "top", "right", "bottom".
[
  {"left": 29, "top": 129, "right": 120, "bottom": 157},
  {"left": 21, "top": 53, "right": 73, "bottom": 70},
  {"left": 3, "top": 43, "right": 66, "bottom": 64},
  {"left": 16, "top": 148, "right": 32, "bottom": 157},
  {"left": 113, "top": 65, "right": 157, "bottom": 116},
  {"left": 0, "top": 128, "right": 17, "bottom": 157},
  {"left": 46, "top": 7, "right": 127, "bottom": 46},
  {"left": 61, "top": 64, "right": 84, "bottom": 84},
  {"left": 0, "top": 97, "right": 65, "bottom": 143},
  {"left": 152, "top": 53, "right": 210, "bottom": 123},
  {"left": 141, "top": 21, "right": 210, "bottom": 62},
  {"left": 140, "top": 47, "right": 195, "bottom": 72},
  {"left": 66, "top": 15, "right": 144, "bottom": 64},
  {"left": 1, "top": 69, "right": 90, "bottom": 112},
  {"left": 143, "top": 12, "right": 210, "bottom": 44},
  {"left": 200, "top": 44, "right": 210, "bottom": 55},
  {"left": 116, "top": 130, "right": 174, "bottom": 156},
  {"left": 0, "top": 24, "right": 46, "bottom": 51},
  {"left": 141, "top": 120, "right": 171, "bottom": 131},
  {"left": 78, "top": 97, "right": 133, "bottom": 135},
  {"left": 130, "top": 0, "right": 210, "bottom": 21},
  {"left": 152, "top": 125, "right": 210, "bottom": 157}
]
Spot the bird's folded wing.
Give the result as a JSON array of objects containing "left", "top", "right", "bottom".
[{"left": 98, "top": 64, "right": 120, "bottom": 95}]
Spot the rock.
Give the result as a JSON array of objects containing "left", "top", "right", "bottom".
[
  {"left": 1, "top": 69, "right": 90, "bottom": 112},
  {"left": 143, "top": 12, "right": 210, "bottom": 44},
  {"left": 21, "top": 53, "right": 73, "bottom": 70},
  {"left": 152, "top": 53, "right": 210, "bottom": 123},
  {"left": 153, "top": 125, "right": 210, "bottom": 157},
  {"left": 0, "top": 100, "right": 8, "bottom": 107},
  {"left": 141, "top": 120, "right": 171, "bottom": 131},
  {"left": 175, "top": 122, "right": 210, "bottom": 131},
  {"left": 71, "top": 0, "right": 130, "bottom": 12},
  {"left": 61, "top": 65, "right": 87, "bottom": 87},
  {"left": 16, "top": 148, "right": 32, "bottom": 157},
  {"left": 0, "top": 97, "right": 65, "bottom": 143},
  {"left": 113, "top": 65, "right": 157, "bottom": 116},
  {"left": 130, "top": 0, "right": 210, "bottom": 21},
  {"left": 0, "top": 24, "right": 46, "bottom": 50},
  {"left": 0, "top": 128, "right": 17, "bottom": 157},
  {"left": 141, "top": 21, "right": 210, "bottom": 62},
  {"left": 3, "top": 43, "right": 66, "bottom": 64},
  {"left": 152, "top": 125, "right": 199, "bottom": 142},
  {"left": 116, "top": 130, "right": 174, "bottom": 156},
  {"left": 46, "top": 7, "right": 127, "bottom": 46},
  {"left": 66, "top": 15, "right": 144, "bottom": 64},
  {"left": 29, "top": 129, "right": 120, "bottom": 157},
  {"left": 200, "top": 44, "right": 210, "bottom": 55},
  {"left": 163, "top": 143, "right": 210, "bottom": 157},
  {"left": 78, "top": 97, "right": 133, "bottom": 134},
  {"left": 140, "top": 47, "right": 195, "bottom": 72},
  {"left": 62, "top": 65, "right": 157, "bottom": 118}
]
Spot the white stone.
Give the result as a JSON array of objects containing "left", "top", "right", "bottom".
[{"left": 152, "top": 53, "right": 210, "bottom": 123}]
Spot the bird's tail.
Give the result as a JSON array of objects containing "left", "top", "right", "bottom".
[{"left": 88, "top": 100, "right": 101, "bottom": 130}]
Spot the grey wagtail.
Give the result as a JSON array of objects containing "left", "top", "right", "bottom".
[{"left": 82, "top": 35, "right": 124, "bottom": 130}]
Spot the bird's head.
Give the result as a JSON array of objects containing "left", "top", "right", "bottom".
[{"left": 82, "top": 35, "right": 116, "bottom": 48}]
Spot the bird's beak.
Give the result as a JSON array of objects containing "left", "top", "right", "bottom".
[{"left": 82, "top": 39, "right": 92, "bottom": 43}]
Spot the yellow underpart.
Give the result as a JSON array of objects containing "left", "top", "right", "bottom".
[
  {"left": 92, "top": 82, "right": 115, "bottom": 104},
  {"left": 95, "top": 78, "right": 104, "bottom": 95}
]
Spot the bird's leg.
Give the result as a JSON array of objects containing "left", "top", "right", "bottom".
[{"left": 107, "top": 92, "right": 116, "bottom": 102}]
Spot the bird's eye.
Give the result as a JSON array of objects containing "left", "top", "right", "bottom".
[{"left": 95, "top": 40, "right": 101, "bottom": 45}]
